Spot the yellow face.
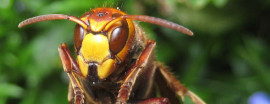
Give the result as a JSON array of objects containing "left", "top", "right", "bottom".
[
  {"left": 74, "top": 8, "right": 135, "bottom": 81},
  {"left": 77, "top": 33, "right": 116, "bottom": 79}
]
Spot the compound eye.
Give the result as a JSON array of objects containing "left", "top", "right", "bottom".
[
  {"left": 109, "top": 22, "right": 129, "bottom": 54},
  {"left": 74, "top": 24, "right": 85, "bottom": 51}
]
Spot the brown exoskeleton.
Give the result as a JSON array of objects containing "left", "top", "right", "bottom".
[{"left": 18, "top": 8, "right": 205, "bottom": 104}]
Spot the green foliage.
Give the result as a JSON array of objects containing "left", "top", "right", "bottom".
[{"left": 1, "top": 0, "right": 270, "bottom": 103}]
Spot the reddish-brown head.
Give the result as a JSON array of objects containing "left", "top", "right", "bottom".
[{"left": 74, "top": 8, "right": 134, "bottom": 81}]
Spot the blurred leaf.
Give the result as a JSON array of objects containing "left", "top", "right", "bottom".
[
  {"left": 187, "top": 0, "right": 210, "bottom": 10},
  {"left": 0, "top": 83, "right": 23, "bottom": 98},
  {"left": 212, "top": 0, "right": 229, "bottom": 8},
  {"left": 0, "top": 0, "right": 11, "bottom": 9},
  {"left": 234, "top": 36, "right": 270, "bottom": 89},
  {"left": 183, "top": 42, "right": 207, "bottom": 85}
]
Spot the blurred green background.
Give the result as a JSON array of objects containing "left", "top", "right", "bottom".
[{"left": 1, "top": 0, "right": 270, "bottom": 104}]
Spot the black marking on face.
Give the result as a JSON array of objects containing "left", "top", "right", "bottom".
[{"left": 87, "top": 63, "right": 99, "bottom": 84}]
